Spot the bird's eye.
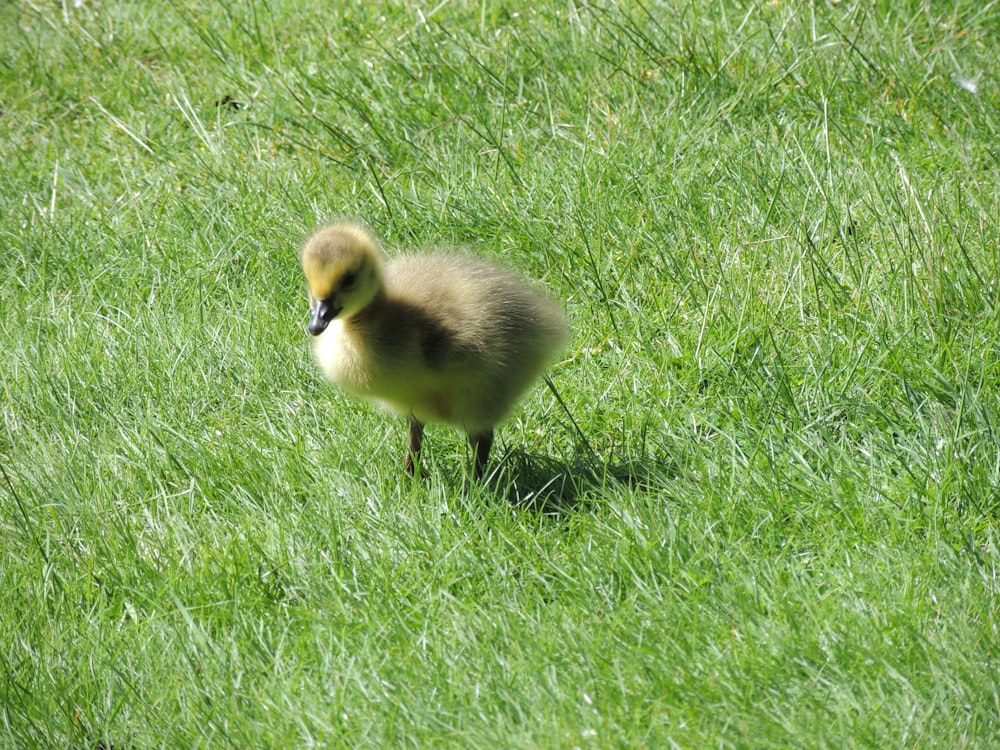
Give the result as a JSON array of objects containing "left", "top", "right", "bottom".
[{"left": 342, "top": 271, "right": 358, "bottom": 288}]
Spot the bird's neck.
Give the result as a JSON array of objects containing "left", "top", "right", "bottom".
[{"left": 345, "top": 288, "right": 389, "bottom": 328}]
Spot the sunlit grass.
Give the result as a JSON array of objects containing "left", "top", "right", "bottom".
[{"left": 1, "top": 1, "right": 998, "bottom": 747}]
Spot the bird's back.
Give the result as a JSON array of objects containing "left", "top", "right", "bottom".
[{"left": 373, "top": 253, "right": 566, "bottom": 429}]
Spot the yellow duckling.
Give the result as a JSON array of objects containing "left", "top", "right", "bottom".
[{"left": 301, "top": 223, "right": 568, "bottom": 479}]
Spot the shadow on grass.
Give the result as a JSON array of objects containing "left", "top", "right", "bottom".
[{"left": 483, "top": 446, "right": 679, "bottom": 515}]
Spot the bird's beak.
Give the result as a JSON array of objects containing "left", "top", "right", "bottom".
[{"left": 308, "top": 298, "right": 339, "bottom": 336}]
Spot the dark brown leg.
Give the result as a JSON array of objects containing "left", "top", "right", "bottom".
[
  {"left": 405, "top": 417, "right": 424, "bottom": 476},
  {"left": 469, "top": 429, "right": 494, "bottom": 480}
]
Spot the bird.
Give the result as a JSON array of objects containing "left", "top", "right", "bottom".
[{"left": 300, "top": 222, "right": 568, "bottom": 480}]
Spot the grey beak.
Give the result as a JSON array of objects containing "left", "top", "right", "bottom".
[{"left": 308, "top": 299, "right": 339, "bottom": 336}]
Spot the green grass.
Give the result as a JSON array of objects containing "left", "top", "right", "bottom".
[{"left": 2, "top": 0, "right": 999, "bottom": 746}]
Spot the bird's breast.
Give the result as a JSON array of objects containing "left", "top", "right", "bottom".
[{"left": 313, "top": 320, "right": 372, "bottom": 392}]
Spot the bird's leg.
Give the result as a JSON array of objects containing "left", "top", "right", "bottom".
[
  {"left": 405, "top": 417, "right": 424, "bottom": 476},
  {"left": 468, "top": 429, "right": 494, "bottom": 480}
]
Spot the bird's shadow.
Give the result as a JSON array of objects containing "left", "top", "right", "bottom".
[{"left": 480, "top": 446, "right": 679, "bottom": 515}]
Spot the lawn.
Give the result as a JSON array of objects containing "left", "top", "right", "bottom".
[{"left": 1, "top": 0, "right": 998, "bottom": 747}]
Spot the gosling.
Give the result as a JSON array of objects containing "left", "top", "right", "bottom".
[{"left": 300, "top": 223, "right": 568, "bottom": 480}]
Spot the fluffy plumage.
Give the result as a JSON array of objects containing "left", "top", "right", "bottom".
[{"left": 301, "top": 223, "right": 568, "bottom": 478}]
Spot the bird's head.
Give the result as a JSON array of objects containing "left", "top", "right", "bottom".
[{"left": 300, "top": 224, "right": 385, "bottom": 336}]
